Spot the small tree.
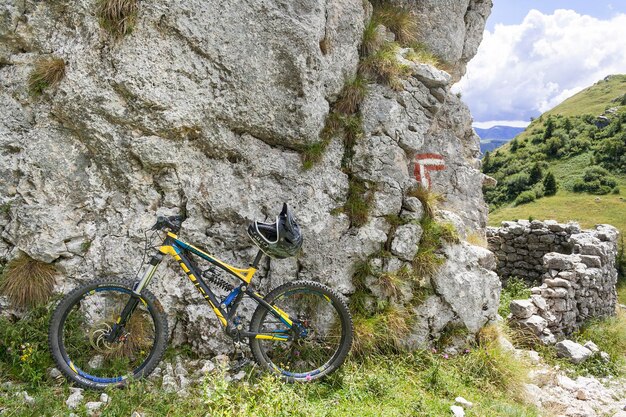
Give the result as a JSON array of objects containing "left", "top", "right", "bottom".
[
  {"left": 529, "top": 162, "right": 543, "bottom": 183},
  {"left": 510, "top": 138, "right": 519, "bottom": 152},
  {"left": 543, "top": 117, "right": 555, "bottom": 140},
  {"left": 543, "top": 172, "right": 558, "bottom": 196},
  {"left": 563, "top": 117, "right": 572, "bottom": 133},
  {"left": 482, "top": 151, "right": 492, "bottom": 172}
]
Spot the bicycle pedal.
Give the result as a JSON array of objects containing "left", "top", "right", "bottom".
[{"left": 229, "top": 357, "right": 251, "bottom": 372}]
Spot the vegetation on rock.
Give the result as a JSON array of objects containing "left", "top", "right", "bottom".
[
  {"left": 96, "top": 0, "right": 139, "bottom": 39},
  {"left": 28, "top": 58, "right": 65, "bottom": 96},
  {"left": 0, "top": 253, "right": 57, "bottom": 308}
]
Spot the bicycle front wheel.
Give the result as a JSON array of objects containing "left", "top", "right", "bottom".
[
  {"left": 249, "top": 280, "right": 353, "bottom": 382},
  {"left": 48, "top": 278, "right": 168, "bottom": 389}
]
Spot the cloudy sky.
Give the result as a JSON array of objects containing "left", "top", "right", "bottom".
[{"left": 454, "top": 1, "right": 626, "bottom": 128}]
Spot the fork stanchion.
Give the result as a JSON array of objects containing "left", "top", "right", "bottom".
[{"left": 251, "top": 249, "right": 264, "bottom": 268}]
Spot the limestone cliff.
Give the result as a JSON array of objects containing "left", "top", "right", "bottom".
[{"left": 0, "top": 0, "right": 497, "bottom": 353}]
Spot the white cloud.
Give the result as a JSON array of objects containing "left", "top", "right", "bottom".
[{"left": 455, "top": 9, "right": 626, "bottom": 123}]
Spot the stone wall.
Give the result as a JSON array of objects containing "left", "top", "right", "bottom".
[
  {"left": 488, "top": 220, "right": 619, "bottom": 343},
  {"left": 486, "top": 220, "right": 580, "bottom": 284}
]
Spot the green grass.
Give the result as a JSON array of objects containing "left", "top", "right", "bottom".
[
  {"left": 489, "top": 173, "right": 626, "bottom": 234},
  {"left": 0, "top": 349, "right": 539, "bottom": 417},
  {"left": 498, "top": 277, "right": 532, "bottom": 318},
  {"left": 534, "top": 310, "right": 626, "bottom": 378},
  {"left": 545, "top": 74, "right": 626, "bottom": 118}
]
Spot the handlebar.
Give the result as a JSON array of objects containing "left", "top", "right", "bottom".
[{"left": 151, "top": 215, "right": 185, "bottom": 233}]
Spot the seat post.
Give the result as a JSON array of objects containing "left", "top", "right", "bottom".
[{"left": 251, "top": 249, "right": 264, "bottom": 268}]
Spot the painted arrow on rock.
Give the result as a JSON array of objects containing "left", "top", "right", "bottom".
[{"left": 413, "top": 153, "right": 445, "bottom": 189}]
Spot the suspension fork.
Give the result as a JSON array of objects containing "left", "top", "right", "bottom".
[{"left": 105, "top": 254, "right": 163, "bottom": 342}]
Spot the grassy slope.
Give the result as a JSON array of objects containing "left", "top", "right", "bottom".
[
  {"left": 545, "top": 74, "right": 626, "bottom": 118},
  {"left": 496, "top": 74, "right": 626, "bottom": 154}
]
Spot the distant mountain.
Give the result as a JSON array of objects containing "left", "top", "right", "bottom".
[
  {"left": 474, "top": 125, "right": 526, "bottom": 140},
  {"left": 474, "top": 125, "right": 525, "bottom": 153}
]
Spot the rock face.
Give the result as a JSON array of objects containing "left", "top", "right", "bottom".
[
  {"left": 0, "top": 1, "right": 495, "bottom": 353},
  {"left": 489, "top": 221, "right": 619, "bottom": 342},
  {"left": 392, "top": 0, "right": 493, "bottom": 81}
]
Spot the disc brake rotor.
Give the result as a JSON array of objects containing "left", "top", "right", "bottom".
[{"left": 89, "top": 322, "right": 122, "bottom": 353}]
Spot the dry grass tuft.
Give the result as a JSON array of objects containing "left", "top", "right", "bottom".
[
  {"left": 344, "top": 177, "right": 374, "bottom": 228},
  {"left": 359, "top": 42, "right": 411, "bottom": 91},
  {"left": 335, "top": 75, "right": 369, "bottom": 115},
  {"left": 407, "top": 185, "right": 444, "bottom": 219},
  {"left": 105, "top": 311, "right": 154, "bottom": 360},
  {"left": 319, "top": 35, "right": 331, "bottom": 55},
  {"left": 352, "top": 305, "right": 412, "bottom": 356},
  {"left": 96, "top": 0, "right": 139, "bottom": 39},
  {"left": 459, "top": 324, "right": 530, "bottom": 400},
  {"left": 0, "top": 253, "right": 57, "bottom": 308},
  {"left": 466, "top": 231, "right": 488, "bottom": 248},
  {"left": 28, "top": 58, "right": 66, "bottom": 96},
  {"left": 361, "top": 19, "right": 384, "bottom": 57},
  {"left": 373, "top": 4, "right": 417, "bottom": 45},
  {"left": 405, "top": 42, "right": 441, "bottom": 67},
  {"left": 377, "top": 271, "right": 403, "bottom": 299}
]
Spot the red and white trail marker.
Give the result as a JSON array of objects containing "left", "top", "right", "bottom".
[{"left": 413, "top": 153, "right": 445, "bottom": 189}]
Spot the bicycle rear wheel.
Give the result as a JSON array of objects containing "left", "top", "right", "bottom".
[
  {"left": 48, "top": 278, "right": 168, "bottom": 389},
  {"left": 249, "top": 280, "right": 353, "bottom": 382}
]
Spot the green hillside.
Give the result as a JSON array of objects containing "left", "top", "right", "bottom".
[
  {"left": 483, "top": 74, "right": 626, "bottom": 209},
  {"left": 484, "top": 75, "right": 626, "bottom": 296},
  {"left": 545, "top": 74, "right": 626, "bottom": 118}
]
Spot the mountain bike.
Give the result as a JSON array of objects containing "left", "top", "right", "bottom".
[{"left": 48, "top": 206, "right": 353, "bottom": 389}]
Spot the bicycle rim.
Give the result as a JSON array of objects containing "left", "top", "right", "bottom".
[
  {"left": 256, "top": 286, "right": 346, "bottom": 379},
  {"left": 58, "top": 285, "right": 158, "bottom": 383}
]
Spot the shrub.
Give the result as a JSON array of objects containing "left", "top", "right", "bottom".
[
  {"left": 0, "top": 253, "right": 57, "bottom": 308},
  {"left": 96, "top": 0, "right": 139, "bottom": 39},
  {"left": 572, "top": 166, "right": 618, "bottom": 195},
  {"left": 528, "top": 162, "right": 543, "bottom": 183},
  {"left": 543, "top": 117, "right": 555, "bottom": 139},
  {"left": 28, "top": 57, "right": 66, "bottom": 96},
  {"left": 543, "top": 171, "right": 558, "bottom": 196},
  {"left": 504, "top": 172, "right": 530, "bottom": 197},
  {"left": 513, "top": 190, "right": 536, "bottom": 206}
]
